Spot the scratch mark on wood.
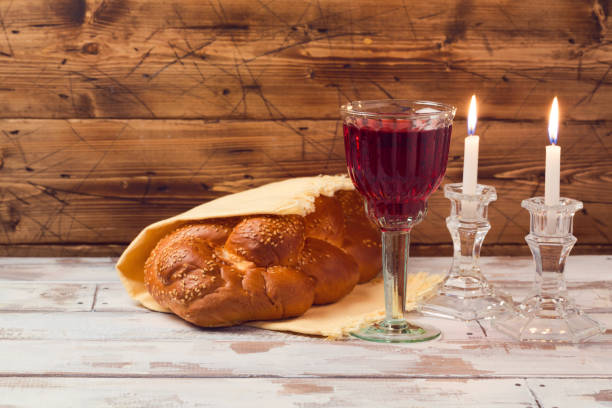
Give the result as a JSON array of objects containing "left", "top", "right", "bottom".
[
  {"left": 590, "top": 124, "right": 610, "bottom": 155},
  {"left": 369, "top": 80, "right": 394, "bottom": 99},
  {"left": 525, "top": 381, "right": 544, "bottom": 408},
  {"left": 148, "top": 39, "right": 214, "bottom": 82},
  {"left": 1, "top": 130, "right": 26, "bottom": 163},
  {"left": 574, "top": 65, "right": 611, "bottom": 108},
  {"left": 94, "top": 68, "right": 156, "bottom": 117},
  {"left": 493, "top": 205, "right": 527, "bottom": 244},
  {"left": 26, "top": 182, "right": 69, "bottom": 206},
  {"left": 496, "top": 2, "right": 518, "bottom": 29},
  {"left": 508, "top": 70, "right": 547, "bottom": 83},
  {"left": 513, "top": 81, "right": 540, "bottom": 119},
  {"left": 401, "top": 0, "right": 418, "bottom": 40},
  {"left": 145, "top": 26, "right": 163, "bottom": 42},
  {"left": 6, "top": 189, "right": 30, "bottom": 206},
  {"left": 125, "top": 48, "right": 153, "bottom": 78},
  {"left": 244, "top": 32, "right": 372, "bottom": 63}
]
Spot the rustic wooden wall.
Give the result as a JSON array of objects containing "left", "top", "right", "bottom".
[{"left": 0, "top": 0, "right": 610, "bottom": 256}]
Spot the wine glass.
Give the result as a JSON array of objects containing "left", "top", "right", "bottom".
[{"left": 341, "top": 100, "right": 456, "bottom": 343}]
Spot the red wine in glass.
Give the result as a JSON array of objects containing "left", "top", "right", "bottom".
[
  {"left": 341, "top": 100, "right": 455, "bottom": 343},
  {"left": 344, "top": 120, "right": 452, "bottom": 225}
]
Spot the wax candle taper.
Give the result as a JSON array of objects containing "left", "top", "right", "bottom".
[
  {"left": 463, "top": 95, "right": 479, "bottom": 195},
  {"left": 545, "top": 97, "right": 560, "bottom": 206}
]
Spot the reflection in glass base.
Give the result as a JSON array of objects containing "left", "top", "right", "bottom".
[
  {"left": 492, "top": 196, "right": 605, "bottom": 343},
  {"left": 422, "top": 274, "right": 515, "bottom": 321},
  {"left": 350, "top": 320, "right": 441, "bottom": 343},
  {"left": 493, "top": 295, "right": 604, "bottom": 343}
]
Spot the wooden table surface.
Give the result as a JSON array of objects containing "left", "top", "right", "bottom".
[{"left": 0, "top": 255, "right": 611, "bottom": 407}]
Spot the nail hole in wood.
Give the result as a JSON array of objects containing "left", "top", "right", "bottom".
[{"left": 514, "top": 383, "right": 521, "bottom": 387}]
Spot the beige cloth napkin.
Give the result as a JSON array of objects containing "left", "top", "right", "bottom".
[{"left": 116, "top": 175, "right": 442, "bottom": 337}]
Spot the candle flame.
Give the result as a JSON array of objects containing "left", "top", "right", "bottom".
[
  {"left": 467, "top": 94, "right": 477, "bottom": 136},
  {"left": 548, "top": 97, "right": 559, "bottom": 145}
]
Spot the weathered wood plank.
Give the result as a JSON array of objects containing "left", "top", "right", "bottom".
[
  {"left": 0, "top": 244, "right": 125, "bottom": 257},
  {"left": 0, "top": 334, "right": 610, "bottom": 378},
  {"left": 1, "top": 119, "right": 610, "bottom": 255},
  {"left": 0, "top": 282, "right": 95, "bottom": 311},
  {"left": 0, "top": 311, "right": 485, "bottom": 342},
  {"left": 0, "top": 257, "right": 609, "bottom": 385},
  {"left": 0, "top": 0, "right": 610, "bottom": 121},
  {"left": 2, "top": 276, "right": 602, "bottom": 316},
  {"left": 527, "top": 378, "right": 612, "bottom": 408},
  {"left": 0, "top": 257, "right": 117, "bottom": 281},
  {"left": 0, "top": 378, "right": 538, "bottom": 407}
]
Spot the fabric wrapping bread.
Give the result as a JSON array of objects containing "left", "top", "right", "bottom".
[{"left": 116, "top": 175, "right": 442, "bottom": 337}]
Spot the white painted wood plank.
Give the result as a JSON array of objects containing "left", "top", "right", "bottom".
[
  {"left": 93, "top": 283, "right": 144, "bottom": 312},
  {"left": 0, "top": 257, "right": 116, "bottom": 282},
  {"left": 0, "top": 378, "right": 537, "bottom": 408},
  {"left": 0, "top": 283, "right": 95, "bottom": 311},
  {"left": 0, "top": 311, "right": 485, "bottom": 342},
  {"left": 1, "top": 332, "right": 611, "bottom": 378},
  {"left": 0, "top": 311, "right": 324, "bottom": 342},
  {"left": 527, "top": 378, "right": 612, "bottom": 408},
  {"left": 412, "top": 256, "right": 612, "bottom": 283}
]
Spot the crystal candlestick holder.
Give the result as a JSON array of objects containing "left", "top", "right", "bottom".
[
  {"left": 422, "top": 183, "right": 514, "bottom": 320},
  {"left": 494, "top": 197, "right": 604, "bottom": 343}
]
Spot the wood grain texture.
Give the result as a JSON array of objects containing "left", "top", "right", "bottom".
[
  {"left": 0, "top": 0, "right": 610, "bottom": 121},
  {"left": 0, "top": 256, "right": 610, "bottom": 406},
  {"left": 0, "top": 256, "right": 609, "bottom": 381},
  {"left": 0, "top": 0, "right": 610, "bottom": 255},
  {"left": 0, "top": 282, "right": 95, "bottom": 311},
  {"left": 0, "top": 378, "right": 539, "bottom": 408},
  {"left": 0, "top": 119, "right": 610, "bottom": 255},
  {"left": 527, "top": 379, "right": 612, "bottom": 408}
]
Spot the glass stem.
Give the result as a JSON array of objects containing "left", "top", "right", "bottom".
[
  {"left": 382, "top": 229, "right": 410, "bottom": 327},
  {"left": 532, "top": 242, "right": 570, "bottom": 301}
]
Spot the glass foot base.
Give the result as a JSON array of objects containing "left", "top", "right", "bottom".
[
  {"left": 350, "top": 320, "right": 441, "bottom": 343},
  {"left": 422, "top": 291, "right": 515, "bottom": 321},
  {"left": 493, "top": 297, "right": 604, "bottom": 343},
  {"left": 421, "top": 275, "right": 515, "bottom": 320}
]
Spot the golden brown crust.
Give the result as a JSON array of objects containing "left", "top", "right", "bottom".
[
  {"left": 335, "top": 190, "right": 382, "bottom": 283},
  {"left": 144, "top": 189, "right": 381, "bottom": 327},
  {"left": 299, "top": 238, "right": 359, "bottom": 305},
  {"left": 304, "top": 195, "right": 344, "bottom": 246},
  {"left": 225, "top": 215, "right": 305, "bottom": 267}
]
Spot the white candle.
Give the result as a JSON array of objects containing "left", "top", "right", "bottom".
[
  {"left": 463, "top": 136, "right": 479, "bottom": 195},
  {"left": 462, "top": 95, "right": 479, "bottom": 195},
  {"left": 545, "top": 97, "right": 560, "bottom": 206}
]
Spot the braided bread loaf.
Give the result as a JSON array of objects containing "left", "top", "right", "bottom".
[{"left": 144, "top": 190, "right": 381, "bottom": 327}]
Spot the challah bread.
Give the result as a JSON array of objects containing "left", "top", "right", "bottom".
[
  {"left": 336, "top": 190, "right": 381, "bottom": 283},
  {"left": 144, "top": 190, "right": 380, "bottom": 327}
]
